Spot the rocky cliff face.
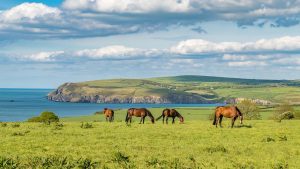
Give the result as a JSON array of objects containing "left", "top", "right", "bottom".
[{"left": 47, "top": 83, "right": 218, "bottom": 104}]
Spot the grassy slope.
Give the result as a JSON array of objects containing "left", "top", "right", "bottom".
[
  {"left": 1, "top": 120, "right": 299, "bottom": 168},
  {"left": 67, "top": 75, "right": 300, "bottom": 104}
]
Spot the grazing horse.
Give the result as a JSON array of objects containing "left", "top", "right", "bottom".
[
  {"left": 103, "top": 108, "right": 114, "bottom": 122},
  {"left": 213, "top": 106, "right": 243, "bottom": 128},
  {"left": 125, "top": 108, "right": 155, "bottom": 124},
  {"left": 156, "top": 108, "right": 184, "bottom": 124}
]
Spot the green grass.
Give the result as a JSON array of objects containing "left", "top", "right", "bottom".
[{"left": 0, "top": 120, "right": 299, "bottom": 168}]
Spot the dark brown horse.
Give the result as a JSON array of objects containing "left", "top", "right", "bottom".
[
  {"left": 125, "top": 108, "right": 155, "bottom": 124},
  {"left": 156, "top": 108, "right": 184, "bottom": 124},
  {"left": 213, "top": 106, "right": 243, "bottom": 128},
  {"left": 103, "top": 108, "right": 114, "bottom": 122}
]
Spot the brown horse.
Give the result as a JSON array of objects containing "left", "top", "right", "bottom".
[
  {"left": 156, "top": 108, "right": 184, "bottom": 124},
  {"left": 213, "top": 106, "right": 243, "bottom": 128},
  {"left": 103, "top": 108, "right": 114, "bottom": 122},
  {"left": 125, "top": 108, "right": 155, "bottom": 124}
]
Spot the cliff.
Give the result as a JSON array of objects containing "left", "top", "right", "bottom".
[{"left": 47, "top": 75, "right": 300, "bottom": 104}]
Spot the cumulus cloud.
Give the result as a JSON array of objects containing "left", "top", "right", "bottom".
[
  {"left": 171, "top": 36, "right": 300, "bottom": 55},
  {"left": 228, "top": 61, "right": 267, "bottom": 67},
  {"left": 2, "top": 36, "right": 300, "bottom": 69},
  {"left": 1, "top": 1, "right": 300, "bottom": 40}
]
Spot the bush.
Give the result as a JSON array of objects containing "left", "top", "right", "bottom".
[
  {"left": 273, "top": 102, "right": 295, "bottom": 122},
  {"left": 237, "top": 99, "right": 261, "bottom": 120},
  {"left": 11, "top": 123, "right": 20, "bottom": 128},
  {"left": 80, "top": 122, "right": 93, "bottom": 129},
  {"left": 28, "top": 111, "right": 59, "bottom": 125},
  {"left": 0, "top": 122, "right": 7, "bottom": 127}
]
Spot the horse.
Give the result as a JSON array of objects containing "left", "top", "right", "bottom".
[
  {"left": 156, "top": 108, "right": 184, "bottom": 124},
  {"left": 103, "top": 108, "right": 114, "bottom": 122},
  {"left": 213, "top": 106, "right": 243, "bottom": 128},
  {"left": 125, "top": 108, "right": 155, "bottom": 124}
]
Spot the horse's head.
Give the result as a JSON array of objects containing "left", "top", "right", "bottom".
[
  {"left": 151, "top": 118, "right": 155, "bottom": 124},
  {"left": 179, "top": 116, "right": 184, "bottom": 123}
]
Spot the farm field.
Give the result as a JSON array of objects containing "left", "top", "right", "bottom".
[{"left": 1, "top": 107, "right": 300, "bottom": 168}]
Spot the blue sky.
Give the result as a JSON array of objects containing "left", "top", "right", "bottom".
[{"left": 1, "top": 0, "right": 300, "bottom": 88}]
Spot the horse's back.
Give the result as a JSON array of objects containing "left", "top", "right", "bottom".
[{"left": 216, "top": 106, "right": 239, "bottom": 118}]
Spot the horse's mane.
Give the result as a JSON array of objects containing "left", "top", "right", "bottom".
[
  {"left": 172, "top": 109, "right": 182, "bottom": 118},
  {"left": 235, "top": 106, "right": 243, "bottom": 116},
  {"left": 144, "top": 108, "right": 154, "bottom": 118}
]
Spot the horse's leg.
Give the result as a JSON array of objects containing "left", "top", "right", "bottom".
[
  {"left": 106, "top": 116, "right": 108, "bottom": 122},
  {"left": 172, "top": 117, "right": 175, "bottom": 124},
  {"left": 143, "top": 116, "right": 145, "bottom": 124},
  {"left": 139, "top": 116, "right": 143, "bottom": 124},
  {"left": 130, "top": 117, "right": 132, "bottom": 123},
  {"left": 162, "top": 116, "right": 165, "bottom": 124},
  {"left": 166, "top": 117, "right": 169, "bottom": 124},
  {"left": 231, "top": 116, "right": 238, "bottom": 128},
  {"left": 215, "top": 116, "right": 219, "bottom": 128},
  {"left": 219, "top": 115, "right": 223, "bottom": 128}
]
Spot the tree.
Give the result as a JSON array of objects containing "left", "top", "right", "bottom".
[
  {"left": 237, "top": 99, "right": 261, "bottom": 120},
  {"left": 28, "top": 111, "right": 59, "bottom": 124}
]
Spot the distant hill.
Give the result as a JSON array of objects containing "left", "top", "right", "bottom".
[{"left": 48, "top": 75, "right": 300, "bottom": 104}]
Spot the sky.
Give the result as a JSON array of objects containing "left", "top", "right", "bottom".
[{"left": 1, "top": 0, "right": 300, "bottom": 88}]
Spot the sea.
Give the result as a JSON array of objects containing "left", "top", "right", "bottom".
[{"left": 0, "top": 88, "right": 223, "bottom": 122}]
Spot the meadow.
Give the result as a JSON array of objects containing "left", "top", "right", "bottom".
[{"left": 1, "top": 107, "right": 300, "bottom": 168}]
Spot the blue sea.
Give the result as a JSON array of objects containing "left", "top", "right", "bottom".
[{"left": 0, "top": 88, "right": 223, "bottom": 122}]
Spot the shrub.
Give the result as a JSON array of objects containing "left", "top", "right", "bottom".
[
  {"left": 204, "top": 145, "right": 227, "bottom": 154},
  {"left": 11, "top": 132, "right": 25, "bottom": 136},
  {"left": 80, "top": 122, "right": 93, "bottom": 129},
  {"left": 112, "top": 152, "right": 130, "bottom": 164},
  {"left": 237, "top": 99, "right": 261, "bottom": 120},
  {"left": 28, "top": 111, "right": 59, "bottom": 125},
  {"left": 0, "top": 122, "right": 7, "bottom": 127},
  {"left": 11, "top": 123, "right": 20, "bottom": 128},
  {"left": 77, "top": 158, "right": 99, "bottom": 169},
  {"left": 273, "top": 102, "right": 295, "bottom": 122}
]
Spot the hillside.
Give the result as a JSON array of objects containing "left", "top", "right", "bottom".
[{"left": 48, "top": 75, "right": 300, "bottom": 104}]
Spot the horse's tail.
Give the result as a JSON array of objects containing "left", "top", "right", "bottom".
[
  {"left": 145, "top": 109, "right": 155, "bottom": 123},
  {"left": 156, "top": 115, "right": 163, "bottom": 121},
  {"left": 125, "top": 109, "right": 130, "bottom": 122},
  {"left": 156, "top": 109, "right": 166, "bottom": 121},
  {"left": 212, "top": 108, "right": 217, "bottom": 125},
  {"left": 213, "top": 114, "right": 217, "bottom": 125},
  {"left": 235, "top": 106, "right": 242, "bottom": 116},
  {"left": 235, "top": 106, "right": 243, "bottom": 124}
]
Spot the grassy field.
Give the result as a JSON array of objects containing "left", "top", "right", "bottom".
[{"left": 1, "top": 107, "right": 300, "bottom": 168}]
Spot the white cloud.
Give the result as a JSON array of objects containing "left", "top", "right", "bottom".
[
  {"left": 1, "top": 1, "right": 300, "bottom": 40},
  {"left": 171, "top": 36, "right": 300, "bottom": 55},
  {"left": 2, "top": 36, "right": 300, "bottom": 70},
  {"left": 21, "top": 51, "right": 64, "bottom": 62},
  {"left": 63, "top": 0, "right": 192, "bottom": 13},
  {"left": 228, "top": 61, "right": 267, "bottom": 67},
  {"left": 0, "top": 3, "right": 61, "bottom": 22},
  {"left": 74, "top": 46, "right": 143, "bottom": 59}
]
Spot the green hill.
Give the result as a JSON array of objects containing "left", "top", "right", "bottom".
[{"left": 48, "top": 75, "right": 300, "bottom": 104}]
